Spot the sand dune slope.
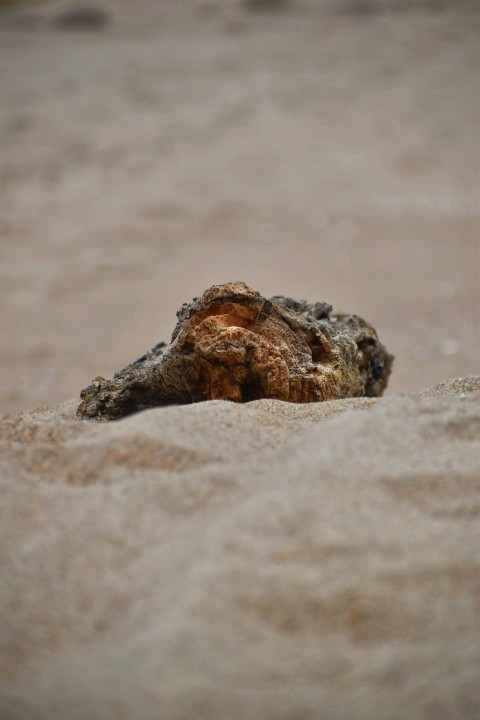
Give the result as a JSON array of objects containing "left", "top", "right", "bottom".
[{"left": 1, "top": 377, "right": 479, "bottom": 720}]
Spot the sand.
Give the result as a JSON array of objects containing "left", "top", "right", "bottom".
[
  {"left": 0, "top": 0, "right": 479, "bottom": 415},
  {"left": 1, "top": 2, "right": 479, "bottom": 718},
  {"left": 1, "top": 376, "right": 479, "bottom": 719}
]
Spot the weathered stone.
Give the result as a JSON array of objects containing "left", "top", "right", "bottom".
[
  {"left": 52, "top": 4, "right": 109, "bottom": 30},
  {"left": 77, "top": 281, "right": 393, "bottom": 420}
]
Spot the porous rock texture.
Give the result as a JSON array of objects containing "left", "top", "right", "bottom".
[{"left": 77, "top": 281, "right": 393, "bottom": 420}]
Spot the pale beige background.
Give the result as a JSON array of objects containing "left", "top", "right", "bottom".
[{"left": 1, "top": 0, "right": 478, "bottom": 415}]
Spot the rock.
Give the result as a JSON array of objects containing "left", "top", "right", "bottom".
[
  {"left": 242, "top": 0, "right": 289, "bottom": 9},
  {"left": 77, "top": 281, "right": 393, "bottom": 420},
  {"left": 52, "top": 4, "right": 109, "bottom": 30}
]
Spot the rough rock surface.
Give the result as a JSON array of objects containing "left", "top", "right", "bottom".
[
  {"left": 77, "top": 282, "right": 393, "bottom": 420},
  {"left": 1, "top": 376, "right": 479, "bottom": 720}
]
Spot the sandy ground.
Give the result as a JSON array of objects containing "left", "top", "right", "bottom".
[
  {"left": 0, "top": 0, "right": 478, "bottom": 414},
  {"left": 1, "top": 376, "right": 479, "bottom": 719},
  {"left": 0, "top": 4, "right": 479, "bottom": 719}
]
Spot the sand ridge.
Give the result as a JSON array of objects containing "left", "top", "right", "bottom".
[{"left": 1, "top": 377, "right": 479, "bottom": 719}]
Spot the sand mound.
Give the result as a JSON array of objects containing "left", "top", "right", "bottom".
[{"left": 1, "top": 377, "right": 479, "bottom": 719}]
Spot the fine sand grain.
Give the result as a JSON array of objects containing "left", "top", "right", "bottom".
[
  {"left": 1, "top": 3, "right": 479, "bottom": 717},
  {"left": 1, "top": 376, "right": 479, "bottom": 720}
]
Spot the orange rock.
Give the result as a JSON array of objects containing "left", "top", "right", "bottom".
[{"left": 77, "top": 281, "right": 393, "bottom": 420}]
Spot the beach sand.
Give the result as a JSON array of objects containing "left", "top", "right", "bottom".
[
  {"left": 0, "top": 0, "right": 478, "bottom": 414},
  {"left": 1, "top": 376, "right": 479, "bottom": 719},
  {"left": 0, "top": 2, "right": 479, "bottom": 718}
]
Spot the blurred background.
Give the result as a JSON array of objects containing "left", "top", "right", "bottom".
[{"left": 0, "top": 0, "right": 478, "bottom": 414}]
